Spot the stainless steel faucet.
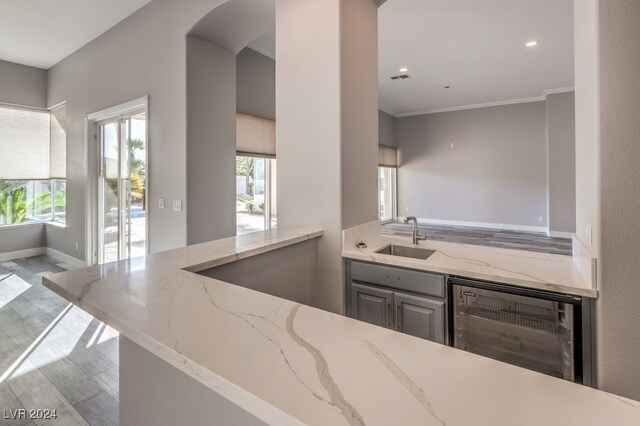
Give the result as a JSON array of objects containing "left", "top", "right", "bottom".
[{"left": 404, "top": 216, "right": 427, "bottom": 245}]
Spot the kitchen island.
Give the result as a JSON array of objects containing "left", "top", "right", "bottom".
[{"left": 44, "top": 227, "right": 640, "bottom": 425}]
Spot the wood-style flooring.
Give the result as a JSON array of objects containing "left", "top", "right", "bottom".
[
  {"left": 0, "top": 256, "right": 118, "bottom": 425},
  {"left": 381, "top": 222, "right": 572, "bottom": 256}
]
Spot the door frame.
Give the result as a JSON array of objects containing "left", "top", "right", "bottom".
[{"left": 85, "top": 96, "right": 149, "bottom": 265}]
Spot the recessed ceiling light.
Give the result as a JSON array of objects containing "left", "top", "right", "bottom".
[
  {"left": 526, "top": 40, "right": 539, "bottom": 47},
  {"left": 399, "top": 67, "right": 408, "bottom": 73}
]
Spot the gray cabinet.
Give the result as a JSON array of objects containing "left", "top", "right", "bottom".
[
  {"left": 394, "top": 293, "right": 445, "bottom": 344},
  {"left": 350, "top": 283, "right": 393, "bottom": 328},
  {"left": 347, "top": 260, "right": 448, "bottom": 345}
]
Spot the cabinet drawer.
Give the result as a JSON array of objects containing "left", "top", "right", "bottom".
[{"left": 350, "top": 261, "right": 445, "bottom": 298}]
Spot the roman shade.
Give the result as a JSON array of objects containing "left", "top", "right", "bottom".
[
  {"left": 236, "top": 113, "right": 276, "bottom": 158},
  {"left": 49, "top": 104, "right": 67, "bottom": 179},
  {"left": 378, "top": 145, "right": 398, "bottom": 167},
  {"left": 0, "top": 105, "right": 51, "bottom": 180},
  {"left": 0, "top": 103, "right": 67, "bottom": 180}
]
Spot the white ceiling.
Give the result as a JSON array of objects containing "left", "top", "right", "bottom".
[
  {"left": 249, "top": 0, "right": 574, "bottom": 116},
  {"left": 0, "top": 0, "right": 152, "bottom": 69},
  {"left": 378, "top": 0, "right": 574, "bottom": 116},
  {"left": 1, "top": 0, "right": 574, "bottom": 112}
]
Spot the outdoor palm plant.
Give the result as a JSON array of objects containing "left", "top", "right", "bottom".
[{"left": 0, "top": 182, "right": 52, "bottom": 225}]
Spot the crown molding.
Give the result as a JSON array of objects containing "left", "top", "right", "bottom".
[
  {"left": 377, "top": 106, "right": 396, "bottom": 117},
  {"left": 543, "top": 86, "right": 575, "bottom": 96},
  {"left": 246, "top": 43, "right": 275, "bottom": 61},
  {"left": 391, "top": 87, "right": 576, "bottom": 118},
  {"left": 394, "top": 96, "right": 546, "bottom": 117}
]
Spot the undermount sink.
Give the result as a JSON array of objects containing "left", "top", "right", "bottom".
[{"left": 374, "top": 244, "right": 436, "bottom": 260}]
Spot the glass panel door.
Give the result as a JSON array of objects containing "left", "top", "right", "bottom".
[{"left": 97, "top": 112, "right": 146, "bottom": 263}]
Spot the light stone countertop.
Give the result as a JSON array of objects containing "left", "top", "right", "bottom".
[
  {"left": 43, "top": 227, "right": 639, "bottom": 425},
  {"left": 342, "top": 221, "right": 597, "bottom": 298}
]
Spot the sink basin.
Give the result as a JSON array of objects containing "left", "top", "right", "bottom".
[{"left": 374, "top": 244, "right": 436, "bottom": 260}]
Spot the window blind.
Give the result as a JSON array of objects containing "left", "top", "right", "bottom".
[
  {"left": 49, "top": 104, "right": 67, "bottom": 179},
  {"left": 236, "top": 113, "right": 276, "bottom": 158},
  {"left": 0, "top": 104, "right": 66, "bottom": 180},
  {"left": 378, "top": 145, "right": 398, "bottom": 167},
  {"left": 0, "top": 105, "right": 51, "bottom": 180}
]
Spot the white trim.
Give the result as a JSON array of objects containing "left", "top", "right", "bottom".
[
  {"left": 391, "top": 87, "right": 576, "bottom": 118},
  {"left": 543, "top": 87, "right": 575, "bottom": 96},
  {"left": 396, "top": 96, "right": 546, "bottom": 117},
  {"left": 378, "top": 106, "right": 396, "bottom": 117},
  {"left": 45, "top": 247, "right": 86, "bottom": 268},
  {"left": 0, "top": 222, "right": 45, "bottom": 230},
  {"left": 0, "top": 246, "right": 85, "bottom": 267},
  {"left": 85, "top": 117, "right": 97, "bottom": 265},
  {"left": 416, "top": 217, "right": 548, "bottom": 233},
  {"left": 87, "top": 96, "right": 149, "bottom": 121},
  {"left": 0, "top": 101, "right": 48, "bottom": 112},
  {"left": 0, "top": 247, "right": 46, "bottom": 263},
  {"left": 45, "top": 221, "right": 67, "bottom": 229},
  {"left": 547, "top": 230, "right": 574, "bottom": 239},
  {"left": 47, "top": 100, "right": 67, "bottom": 111},
  {"left": 86, "top": 96, "right": 150, "bottom": 266}
]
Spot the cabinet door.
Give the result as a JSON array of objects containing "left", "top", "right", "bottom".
[
  {"left": 350, "top": 283, "right": 393, "bottom": 329},
  {"left": 394, "top": 293, "right": 445, "bottom": 344}
]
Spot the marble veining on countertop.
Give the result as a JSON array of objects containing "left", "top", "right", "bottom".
[
  {"left": 343, "top": 221, "right": 597, "bottom": 298},
  {"left": 42, "top": 227, "right": 638, "bottom": 425}
]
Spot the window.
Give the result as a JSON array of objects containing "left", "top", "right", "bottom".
[
  {"left": 235, "top": 113, "right": 276, "bottom": 235},
  {"left": 52, "top": 179, "right": 66, "bottom": 223},
  {"left": 236, "top": 155, "right": 276, "bottom": 235},
  {"left": 0, "top": 103, "right": 66, "bottom": 226},
  {"left": 379, "top": 167, "right": 397, "bottom": 223},
  {"left": 378, "top": 145, "right": 398, "bottom": 223}
]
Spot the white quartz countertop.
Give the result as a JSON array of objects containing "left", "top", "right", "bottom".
[
  {"left": 43, "top": 227, "right": 638, "bottom": 425},
  {"left": 342, "top": 223, "right": 597, "bottom": 298}
]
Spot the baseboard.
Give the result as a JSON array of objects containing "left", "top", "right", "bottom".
[
  {"left": 0, "top": 247, "right": 46, "bottom": 263},
  {"left": 547, "top": 230, "right": 575, "bottom": 239},
  {"left": 415, "top": 218, "right": 548, "bottom": 234},
  {"left": 45, "top": 248, "right": 86, "bottom": 269}
]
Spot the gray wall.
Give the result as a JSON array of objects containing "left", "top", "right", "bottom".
[
  {"left": 0, "top": 225, "right": 46, "bottom": 256},
  {"left": 0, "top": 59, "right": 47, "bottom": 108},
  {"left": 199, "top": 240, "right": 317, "bottom": 305},
  {"left": 46, "top": 0, "right": 235, "bottom": 259},
  {"left": 574, "top": 0, "right": 601, "bottom": 255},
  {"left": 340, "top": 0, "right": 379, "bottom": 231},
  {"left": 186, "top": 36, "right": 236, "bottom": 245},
  {"left": 0, "top": 60, "right": 48, "bottom": 255},
  {"left": 547, "top": 92, "right": 576, "bottom": 234},
  {"left": 378, "top": 110, "right": 396, "bottom": 147},
  {"left": 277, "top": 0, "right": 378, "bottom": 313},
  {"left": 597, "top": 0, "right": 640, "bottom": 401},
  {"left": 121, "top": 336, "right": 266, "bottom": 426},
  {"left": 236, "top": 48, "right": 275, "bottom": 120},
  {"left": 396, "top": 101, "right": 549, "bottom": 228}
]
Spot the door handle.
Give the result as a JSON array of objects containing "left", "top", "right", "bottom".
[{"left": 395, "top": 303, "right": 401, "bottom": 330}]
